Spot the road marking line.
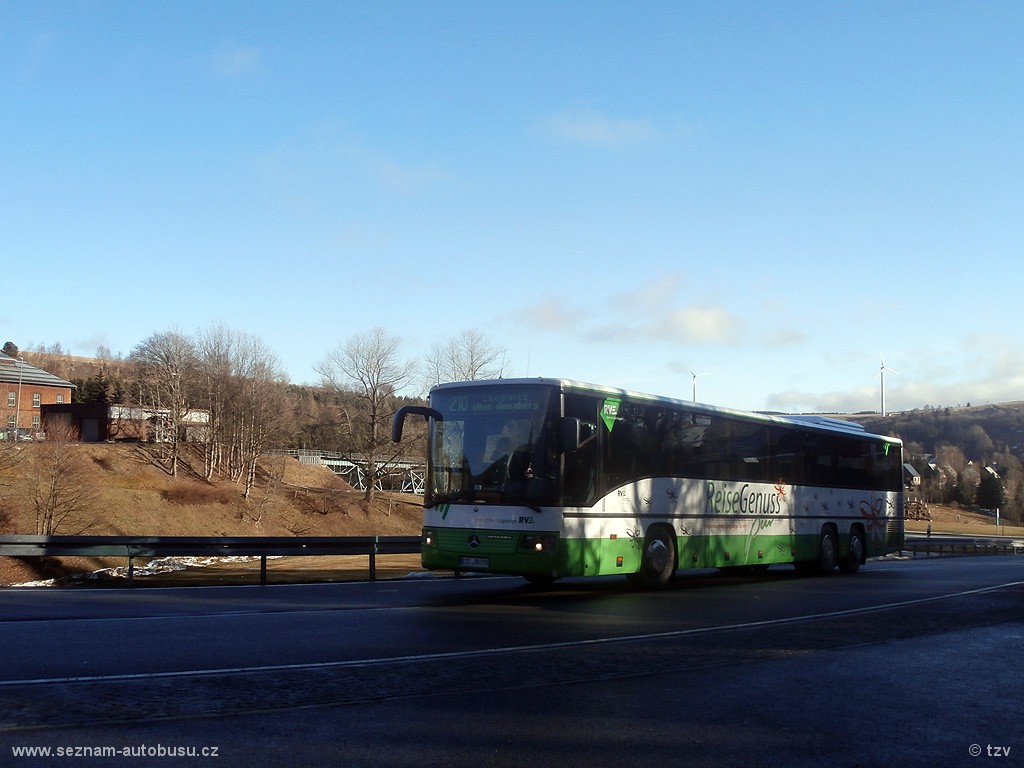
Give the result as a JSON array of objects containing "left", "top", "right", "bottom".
[{"left": 3, "top": 579, "right": 1022, "bottom": 688}]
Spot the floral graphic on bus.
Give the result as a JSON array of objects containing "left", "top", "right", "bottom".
[{"left": 859, "top": 497, "right": 888, "bottom": 545}]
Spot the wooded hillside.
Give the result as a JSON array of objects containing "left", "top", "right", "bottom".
[{"left": 847, "top": 403, "right": 1024, "bottom": 521}]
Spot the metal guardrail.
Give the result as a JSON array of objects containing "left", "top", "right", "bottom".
[
  {"left": 0, "top": 535, "right": 422, "bottom": 586},
  {"left": 5, "top": 533, "right": 1020, "bottom": 588},
  {"left": 903, "top": 540, "right": 1024, "bottom": 557}
]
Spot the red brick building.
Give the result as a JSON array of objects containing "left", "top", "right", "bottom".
[{"left": 0, "top": 353, "right": 75, "bottom": 438}]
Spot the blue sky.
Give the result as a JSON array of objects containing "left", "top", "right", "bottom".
[{"left": 2, "top": 1, "right": 1022, "bottom": 413}]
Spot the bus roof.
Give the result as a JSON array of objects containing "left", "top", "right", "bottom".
[{"left": 430, "top": 377, "right": 902, "bottom": 445}]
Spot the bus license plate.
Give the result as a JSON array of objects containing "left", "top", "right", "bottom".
[{"left": 459, "top": 556, "right": 490, "bottom": 569}]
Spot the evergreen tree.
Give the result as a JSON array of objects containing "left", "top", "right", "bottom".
[{"left": 977, "top": 469, "right": 1005, "bottom": 511}]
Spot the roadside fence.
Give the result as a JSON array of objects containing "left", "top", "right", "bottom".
[{"left": 0, "top": 534, "right": 421, "bottom": 586}]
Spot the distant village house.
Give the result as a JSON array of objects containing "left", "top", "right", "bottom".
[
  {"left": 2, "top": 352, "right": 208, "bottom": 443},
  {"left": 0, "top": 353, "right": 74, "bottom": 438},
  {"left": 41, "top": 403, "right": 210, "bottom": 443}
]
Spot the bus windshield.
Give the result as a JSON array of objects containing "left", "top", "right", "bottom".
[{"left": 426, "top": 384, "right": 560, "bottom": 509}]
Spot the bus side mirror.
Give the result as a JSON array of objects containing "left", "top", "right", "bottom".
[
  {"left": 392, "top": 406, "right": 443, "bottom": 443},
  {"left": 561, "top": 417, "right": 581, "bottom": 453}
]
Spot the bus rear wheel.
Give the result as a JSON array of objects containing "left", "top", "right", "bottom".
[
  {"left": 631, "top": 525, "right": 677, "bottom": 589},
  {"left": 839, "top": 527, "right": 864, "bottom": 574}
]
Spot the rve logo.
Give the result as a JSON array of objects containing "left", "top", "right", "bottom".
[
  {"left": 519, "top": 516, "right": 535, "bottom": 524},
  {"left": 601, "top": 398, "right": 621, "bottom": 432}
]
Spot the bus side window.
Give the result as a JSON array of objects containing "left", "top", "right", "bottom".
[
  {"left": 563, "top": 395, "right": 600, "bottom": 505},
  {"left": 837, "top": 440, "right": 872, "bottom": 489},
  {"left": 731, "top": 422, "right": 771, "bottom": 482},
  {"left": 605, "top": 424, "right": 640, "bottom": 488},
  {"left": 772, "top": 429, "right": 806, "bottom": 486},
  {"left": 867, "top": 442, "right": 900, "bottom": 491}
]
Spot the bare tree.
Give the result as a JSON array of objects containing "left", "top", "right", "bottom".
[
  {"left": 130, "top": 330, "right": 197, "bottom": 476},
  {"left": 0, "top": 435, "right": 21, "bottom": 477},
  {"left": 195, "top": 324, "right": 236, "bottom": 481},
  {"left": 248, "top": 452, "right": 288, "bottom": 524},
  {"left": 30, "top": 422, "right": 99, "bottom": 535},
  {"left": 193, "top": 325, "right": 289, "bottom": 500},
  {"left": 316, "top": 327, "right": 415, "bottom": 502},
  {"left": 422, "top": 329, "right": 506, "bottom": 389},
  {"left": 0, "top": 435, "right": 24, "bottom": 533},
  {"left": 236, "top": 334, "right": 288, "bottom": 499}
]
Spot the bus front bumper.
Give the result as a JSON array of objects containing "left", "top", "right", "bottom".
[{"left": 421, "top": 526, "right": 560, "bottom": 579}]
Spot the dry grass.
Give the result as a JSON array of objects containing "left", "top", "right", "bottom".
[
  {"left": 905, "top": 503, "right": 1024, "bottom": 536},
  {"left": 0, "top": 442, "right": 423, "bottom": 585},
  {"left": 164, "top": 482, "right": 238, "bottom": 506}
]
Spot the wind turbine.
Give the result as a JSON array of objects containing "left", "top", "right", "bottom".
[
  {"left": 876, "top": 355, "right": 899, "bottom": 416},
  {"left": 689, "top": 369, "right": 709, "bottom": 403}
]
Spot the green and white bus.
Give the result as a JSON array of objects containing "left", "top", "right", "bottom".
[{"left": 393, "top": 378, "right": 904, "bottom": 588}]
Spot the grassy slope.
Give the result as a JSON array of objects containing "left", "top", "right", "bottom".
[
  {"left": 0, "top": 443, "right": 421, "bottom": 584},
  {"left": 905, "top": 502, "right": 1024, "bottom": 536}
]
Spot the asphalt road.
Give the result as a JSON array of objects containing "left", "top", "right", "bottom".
[{"left": 2, "top": 556, "right": 1022, "bottom": 767}]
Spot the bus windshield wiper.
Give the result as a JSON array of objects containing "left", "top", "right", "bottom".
[
  {"left": 491, "top": 491, "right": 543, "bottom": 514},
  {"left": 424, "top": 490, "right": 474, "bottom": 509},
  {"left": 503, "top": 495, "right": 544, "bottom": 514},
  {"left": 426, "top": 490, "right": 542, "bottom": 514}
]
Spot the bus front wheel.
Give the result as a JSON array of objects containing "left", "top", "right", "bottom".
[
  {"left": 816, "top": 526, "right": 838, "bottom": 574},
  {"left": 631, "top": 525, "right": 677, "bottom": 589}
]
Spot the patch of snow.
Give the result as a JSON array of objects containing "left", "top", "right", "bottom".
[{"left": 10, "top": 555, "right": 281, "bottom": 587}]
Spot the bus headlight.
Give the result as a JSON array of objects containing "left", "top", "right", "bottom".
[
  {"left": 520, "top": 534, "right": 556, "bottom": 553},
  {"left": 423, "top": 529, "right": 437, "bottom": 547}
]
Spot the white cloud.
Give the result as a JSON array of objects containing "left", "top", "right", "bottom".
[
  {"left": 254, "top": 123, "right": 450, "bottom": 201},
  {"left": 369, "top": 157, "right": 450, "bottom": 195},
  {"left": 507, "top": 274, "right": 746, "bottom": 349},
  {"left": 336, "top": 137, "right": 451, "bottom": 195},
  {"left": 763, "top": 351, "right": 1024, "bottom": 415},
  {"left": 513, "top": 297, "right": 581, "bottom": 334},
  {"left": 760, "top": 327, "right": 808, "bottom": 347},
  {"left": 212, "top": 44, "right": 261, "bottom": 77},
  {"left": 659, "top": 306, "right": 742, "bottom": 345},
  {"left": 544, "top": 110, "right": 658, "bottom": 147},
  {"left": 611, "top": 273, "right": 681, "bottom": 310},
  {"left": 613, "top": 275, "right": 744, "bottom": 345}
]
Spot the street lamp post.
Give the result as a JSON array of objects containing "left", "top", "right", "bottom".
[{"left": 15, "top": 357, "right": 24, "bottom": 438}]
